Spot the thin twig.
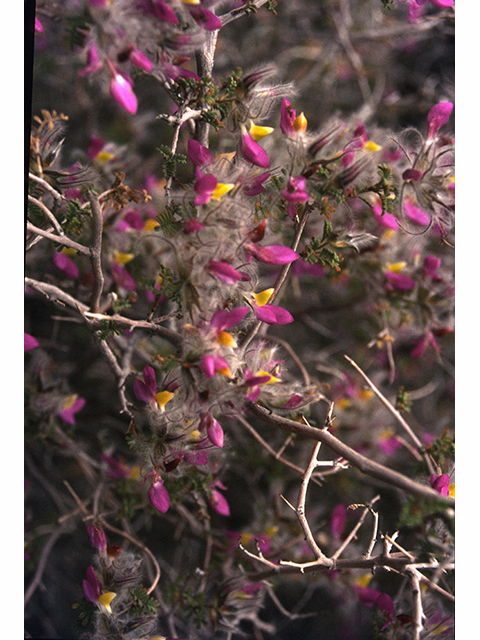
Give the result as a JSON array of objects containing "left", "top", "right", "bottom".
[
  {"left": 87, "top": 191, "right": 105, "bottom": 313},
  {"left": 26, "top": 220, "right": 91, "bottom": 255},
  {"left": 246, "top": 401, "right": 454, "bottom": 505},
  {"left": 344, "top": 355, "right": 436, "bottom": 475},
  {"left": 331, "top": 495, "right": 380, "bottom": 561}
]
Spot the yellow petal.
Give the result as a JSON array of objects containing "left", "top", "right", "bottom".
[
  {"left": 181, "top": 0, "right": 200, "bottom": 4},
  {"left": 255, "top": 370, "right": 281, "bottom": 384},
  {"left": 144, "top": 218, "right": 160, "bottom": 232},
  {"left": 293, "top": 112, "right": 307, "bottom": 132},
  {"left": 355, "top": 573, "right": 372, "bottom": 588},
  {"left": 155, "top": 390, "right": 175, "bottom": 411},
  {"left": 249, "top": 123, "right": 275, "bottom": 140},
  {"left": 387, "top": 261, "right": 406, "bottom": 273},
  {"left": 211, "top": 182, "right": 235, "bottom": 200},
  {"left": 217, "top": 330, "right": 237, "bottom": 348},
  {"left": 364, "top": 140, "right": 382, "bottom": 152},
  {"left": 98, "top": 591, "right": 117, "bottom": 614},
  {"left": 189, "top": 429, "right": 202, "bottom": 442},
  {"left": 96, "top": 151, "right": 115, "bottom": 164},
  {"left": 253, "top": 288, "right": 274, "bottom": 307},
  {"left": 448, "top": 483, "right": 455, "bottom": 498},
  {"left": 115, "top": 252, "right": 135, "bottom": 265},
  {"left": 61, "top": 247, "right": 77, "bottom": 256}
]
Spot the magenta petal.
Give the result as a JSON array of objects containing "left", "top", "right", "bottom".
[
  {"left": 210, "top": 307, "right": 250, "bottom": 330},
  {"left": 280, "top": 98, "right": 296, "bottom": 136},
  {"left": 385, "top": 272, "right": 415, "bottom": 291},
  {"left": 82, "top": 565, "right": 102, "bottom": 604},
  {"left": 426, "top": 101, "right": 453, "bottom": 139},
  {"left": 134, "top": 379, "right": 153, "bottom": 403},
  {"left": 24, "top": 333, "right": 39, "bottom": 351},
  {"left": 149, "top": 479, "right": 170, "bottom": 513},
  {"left": 188, "top": 5, "right": 222, "bottom": 30},
  {"left": 404, "top": 200, "right": 430, "bottom": 226},
  {"left": 207, "top": 261, "right": 251, "bottom": 284},
  {"left": 110, "top": 74, "right": 137, "bottom": 114},
  {"left": 255, "top": 305, "right": 294, "bottom": 325},
  {"left": 430, "top": 473, "right": 450, "bottom": 496},
  {"left": 207, "top": 418, "right": 224, "bottom": 448},
  {"left": 245, "top": 243, "right": 299, "bottom": 265},
  {"left": 188, "top": 139, "right": 213, "bottom": 167},
  {"left": 200, "top": 354, "right": 216, "bottom": 378},
  {"left": 209, "top": 489, "right": 230, "bottom": 516},
  {"left": 241, "top": 133, "right": 270, "bottom": 168}
]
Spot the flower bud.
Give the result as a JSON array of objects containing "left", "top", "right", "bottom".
[{"left": 110, "top": 73, "right": 137, "bottom": 114}]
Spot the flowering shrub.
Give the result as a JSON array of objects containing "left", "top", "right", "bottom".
[{"left": 26, "top": 1, "right": 454, "bottom": 639}]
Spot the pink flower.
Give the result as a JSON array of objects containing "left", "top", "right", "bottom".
[
  {"left": 242, "top": 172, "right": 270, "bottom": 196},
  {"left": 187, "top": 5, "right": 222, "bottom": 31},
  {"left": 416, "top": 0, "right": 454, "bottom": 8},
  {"left": 53, "top": 252, "right": 79, "bottom": 279},
  {"left": 110, "top": 73, "right": 137, "bottom": 114},
  {"left": 422, "top": 254, "right": 442, "bottom": 279},
  {"left": 207, "top": 260, "right": 251, "bottom": 284},
  {"left": 385, "top": 271, "right": 416, "bottom": 292},
  {"left": 244, "top": 242, "right": 299, "bottom": 265},
  {"left": 111, "top": 262, "right": 136, "bottom": 291},
  {"left": 57, "top": 396, "right": 86, "bottom": 425},
  {"left": 82, "top": 565, "right": 103, "bottom": 604},
  {"left": 254, "top": 304, "right": 294, "bottom": 325},
  {"left": 241, "top": 133, "right": 270, "bottom": 168},
  {"left": 426, "top": 101, "right": 453, "bottom": 140},
  {"left": 354, "top": 586, "right": 395, "bottom": 629},
  {"left": 280, "top": 99, "right": 296, "bottom": 136},
  {"left": 86, "top": 135, "right": 105, "bottom": 159},
  {"left": 199, "top": 412, "right": 224, "bottom": 448},
  {"left": 430, "top": 473, "right": 450, "bottom": 496},
  {"left": 372, "top": 202, "right": 399, "bottom": 229},
  {"left": 404, "top": 200, "right": 430, "bottom": 226},
  {"left": 148, "top": 476, "right": 170, "bottom": 513},
  {"left": 200, "top": 354, "right": 231, "bottom": 379},
  {"left": 210, "top": 307, "right": 250, "bottom": 333},
  {"left": 209, "top": 481, "right": 230, "bottom": 516},
  {"left": 188, "top": 139, "right": 213, "bottom": 167},
  {"left": 87, "top": 524, "right": 107, "bottom": 553},
  {"left": 183, "top": 218, "right": 206, "bottom": 234},
  {"left": 281, "top": 176, "right": 309, "bottom": 203},
  {"left": 194, "top": 171, "right": 218, "bottom": 205},
  {"left": 147, "top": 0, "right": 179, "bottom": 25},
  {"left": 24, "top": 333, "right": 39, "bottom": 351},
  {"left": 78, "top": 43, "right": 103, "bottom": 77},
  {"left": 402, "top": 168, "right": 424, "bottom": 182},
  {"left": 129, "top": 48, "right": 153, "bottom": 73},
  {"left": 134, "top": 365, "right": 158, "bottom": 403},
  {"left": 101, "top": 454, "right": 134, "bottom": 479}
]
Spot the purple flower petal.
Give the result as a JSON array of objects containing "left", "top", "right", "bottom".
[
  {"left": 254, "top": 304, "right": 294, "bottom": 325},
  {"left": 24, "top": 333, "right": 39, "bottom": 351},
  {"left": 241, "top": 133, "right": 270, "bottom": 168},
  {"left": 209, "top": 489, "right": 230, "bottom": 516},
  {"left": 148, "top": 478, "right": 170, "bottom": 513},
  {"left": 110, "top": 74, "right": 137, "bottom": 114},
  {"left": 188, "top": 139, "right": 213, "bottom": 167},
  {"left": 426, "top": 101, "right": 453, "bottom": 139}
]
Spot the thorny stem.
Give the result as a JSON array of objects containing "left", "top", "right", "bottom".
[
  {"left": 246, "top": 401, "right": 454, "bottom": 505},
  {"left": 331, "top": 495, "right": 380, "bottom": 561}
]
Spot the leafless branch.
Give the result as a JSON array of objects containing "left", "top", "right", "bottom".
[{"left": 246, "top": 401, "right": 454, "bottom": 505}]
